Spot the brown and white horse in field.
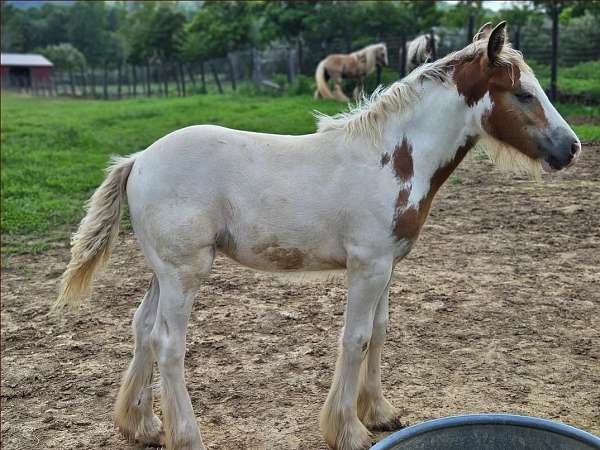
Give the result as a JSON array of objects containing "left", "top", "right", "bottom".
[
  {"left": 57, "top": 22, "right": 581, "bottom": 450},
  {"left": 404, "top": 32, "right": 439, "bottom": 73},
  {"left": 314, "top": 43, "right": 388, "bottom": 102}
]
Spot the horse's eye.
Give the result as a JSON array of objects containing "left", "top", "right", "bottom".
[{"left": 515, "top": 91, "right": 534, "bottom": 102}]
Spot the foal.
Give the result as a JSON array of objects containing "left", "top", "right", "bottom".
[{"left": 57, "top": 22, "right": 580, "bottom": 450}]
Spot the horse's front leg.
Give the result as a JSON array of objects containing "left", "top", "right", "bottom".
[
  {"left": 320, "top": 254, "right": 393, "bottom": 450},
  {"left": 357, "top": 287, "right": 404, "bottom": 431},
  {"left": 353, "top": 79, "right": 365, "bottom": 100}
]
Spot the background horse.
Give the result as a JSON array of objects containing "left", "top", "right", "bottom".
[
  {"left": 57, "top": 22, "right": 580, "bottom": 450},
  {"left": 404, "top": 32, "right": 439, "bottom": 73},
  {"left": 314, "top": 43, "right": 388, "bottom": 102}
]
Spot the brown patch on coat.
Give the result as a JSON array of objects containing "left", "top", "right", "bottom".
[
  {"left": 252, "top": 241, "right": 305, "bottom": 270},
  {"left": 482, "top": 82, "right": 549, "bottom": 161},
  {"left": 392, "top": 138, "right": 413, "bottom": 182},
  {"left": 393, "top": 136, "right": 478, "bottom": 241},
  {"left": 380, "top": 153, "right": 390, "bottom": 167},
  {"left": 454, "top": 51, "right": 548, "bottom": 162},
  {"left": 453, "top": 55, "right": 490, "bottom": 107}
]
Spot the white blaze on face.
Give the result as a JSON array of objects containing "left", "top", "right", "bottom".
[{"left": 521, "top": 70, "right": 576, "bottom": 138}]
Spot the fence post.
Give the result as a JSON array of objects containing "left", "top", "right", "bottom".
[
  {"left": 132, "top": 65, "right": 137, "bottom": 97},
  {"left": 514, "top": 26, "right": 521, "bottom": 51},
  {"left": 287, "top": 47, "right": 295, "bottom": 83},
  {"left": 399, "top": 34, "right": 407, "bottom": 79},
  {"left": 69, "top": 68, "right": 76, "bottom": 96},
  {"left": 174, "top": 63, "right": 182, "bottom": 96},
  {"left": 179, "top": 62, "right": 186, "bottom": 96},
  {"left": 429, "top": 28, "right": 437, "bottom": 61},
  {"left": 550, "top": 3, "right": 559, "bottom": 101},
  {"left": 80, "top": 66, "right": 87, "bottom": 97},
  {"left": 90, "top": 69, "right": 96, "bottom": 97},
  {"left": 103, "top": 63, "right": 108, "bottom": 99},
  {"left": 200, "top": 61, "right": 206, "bottom": 93},
  {"left": 117, "top": 63, "right": 122, "bottom": 99},
  {"left": 467, "top": 12, "right": 475, "bottom": 44},
  {"left": 297, "top": 37, "right": 304, "bottom": 74},
  {"left": 186, "top": 64, "right": 197, "bottom": 88},
  {"left": 227, "top": 55, "right": 237, "bottom": 91},
  {"left": 252, "top": 48, "right": 262, "bottom": 84},
  {"left": 162, "top": 65, "right": 169, "bottom": 96},
  {"left": 210, "top": 63, "right": 223, "bottom": 94}
]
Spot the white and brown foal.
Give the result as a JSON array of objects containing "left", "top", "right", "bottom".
[{"left": 57, "top": 22, "right": 580, "bottom": 450}]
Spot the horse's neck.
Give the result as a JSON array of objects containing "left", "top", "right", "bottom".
[
  {"left": 382, "top": 82, "right": 486, "bottom": 206},
  {"left": 354, "top": 47, "right": 375, "bottom": 72}
]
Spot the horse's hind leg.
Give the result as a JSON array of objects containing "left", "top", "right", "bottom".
[
  {"left": 114, "top": 275, "right": 164, "bottom": 445},
  {"left": 357, "top": 288, "right": 403, "bottom": 431},
  {"left": 151, "top": 246, "right": 214, "bottom": 450},
  {"left": 332, "top": 76, "right": 350, "bottom": 102}
]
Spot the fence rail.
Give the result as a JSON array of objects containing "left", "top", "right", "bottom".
[{"left": 2, "top": 23, "right": 599, "bottom": 100}]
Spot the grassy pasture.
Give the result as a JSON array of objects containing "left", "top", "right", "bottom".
[{"left": 1, "top": 93, "right": 599, "bottom": 255}]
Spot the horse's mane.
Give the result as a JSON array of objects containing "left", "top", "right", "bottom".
[
  {"left": 352, "top": 43, "right": 386, "bottom": 73},
  {"left": 406, "top": 34, "right": 431, "bottom": 66},
  {"left": 315, "top": 40, "right": 530, "bottom": 143}
]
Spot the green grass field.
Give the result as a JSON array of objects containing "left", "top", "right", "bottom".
[{"left": 2, "top": 92, "right": 599, "bottom": 255}]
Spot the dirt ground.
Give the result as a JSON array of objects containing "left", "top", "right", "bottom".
[{"left": 2, "top": 144, "right": 599, "bottom": 450}]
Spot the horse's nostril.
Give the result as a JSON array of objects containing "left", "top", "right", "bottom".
[{"left": 570, "top": 141, "right": 581, "bottom": 157}]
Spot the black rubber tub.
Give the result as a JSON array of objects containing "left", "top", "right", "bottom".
[{"left": 370, "top": 414, "right": 600, "bottom": 450}]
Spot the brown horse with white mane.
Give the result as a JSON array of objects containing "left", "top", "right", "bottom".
[
  {"left": 314, "top": 43, "right": 388, "bottom": 102},
  {"left": 57, "top": 22, "right": 580, "bottom": 450}
]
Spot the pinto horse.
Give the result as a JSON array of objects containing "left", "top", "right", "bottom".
[
  {"left": 404, "top": 32, "right": 439, "bottom": 73},
  {"left": 314, "top": 43, "right": 388, "bottom": 102},
  {"left": 57, "top": 22, "right": 581, "bottom": 450}
]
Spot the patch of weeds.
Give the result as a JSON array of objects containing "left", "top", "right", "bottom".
[{"left": 450, "top": 175, "right": 463, "bottom": 185}]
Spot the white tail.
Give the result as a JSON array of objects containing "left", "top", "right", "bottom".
[
  {"left": 55, "top": 154, "right": 137, "bottom": 309},
  {"left": 314, "top": 59, "right": 334, "bottom": 99}
]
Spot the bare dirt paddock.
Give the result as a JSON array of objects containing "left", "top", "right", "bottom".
[{"left": 2, "top": 145, "right": 599, "bottom": 450}]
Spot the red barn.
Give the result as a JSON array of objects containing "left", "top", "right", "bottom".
[{"left": 1, "top": 53, "right": 53, "bottom": 89}]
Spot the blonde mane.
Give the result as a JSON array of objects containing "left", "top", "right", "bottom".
[
  {"left": 352, "top": 43, "right": 387, "bottom": 75},
  {"left": 406, "top": 34, "right": 435, "bottom": 71}
]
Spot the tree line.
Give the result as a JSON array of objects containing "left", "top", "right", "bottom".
[{"left": 1, "top": 1, "right": 598, "bottom": 94}]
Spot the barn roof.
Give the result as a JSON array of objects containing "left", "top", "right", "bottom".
[{"left": 1, "top": 53, "right": 53, "bottom": 67}]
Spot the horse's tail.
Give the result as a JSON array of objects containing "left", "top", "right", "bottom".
[
  {"left": 315, "top": 59, "right": 333, "bottom": 99},
  {"left": 55, "top": 154, "right": 137, "bottom": 310}
]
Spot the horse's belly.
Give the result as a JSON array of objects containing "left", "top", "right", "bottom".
[{"left": 216, "top": 229, "right": 346, "bottom": 272}]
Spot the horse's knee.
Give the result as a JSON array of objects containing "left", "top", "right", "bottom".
[
  {"left": 150, "top": 325, "right": 185, "bottom": 373},
  {"left": 342, "top": 330, "right": 372, "bottom": 360}
]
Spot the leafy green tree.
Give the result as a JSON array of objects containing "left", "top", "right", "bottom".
[
  {"left": 185, "top": 1, "right": 258, "bottom": 60},
  {"left": 67, "top": 1, "right": 109, "bottom": 67},
  {"left": 147, "top": 4, "right": 186, "bottom": 63},
  {"left": 39, "top": 42, "right": 86, "bottom": 70}
]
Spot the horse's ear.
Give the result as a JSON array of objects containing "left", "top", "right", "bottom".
[
  {"left": 474, "top": 22, "right": 493, "bottom": 42},
  {"left": 487, "top": 21, "right": 507, "bottom": 64}
]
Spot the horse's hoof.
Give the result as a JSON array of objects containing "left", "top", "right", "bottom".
[
  {"left": 371, "top": 416, "right": 406, "bottom": 432},
  {"left": 136, "top": 430, "right": 166, "bottom": 448}
]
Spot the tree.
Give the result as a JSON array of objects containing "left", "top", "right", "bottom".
[
  {"left": 67, "top": 1, "right": 109, "bottom": 68},
  {"left": 39, "top": 43, "right": 86, "bottom": 95},
  {"left": 185, "top": 1, "right": 258, "bottom": 61},
  {"left": 39, "top": 42, "right": 86, "bottom": 71}
]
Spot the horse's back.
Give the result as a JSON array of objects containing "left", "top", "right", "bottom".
[{"left": 125, "top": 124, "right": 359, "bottom": 272}]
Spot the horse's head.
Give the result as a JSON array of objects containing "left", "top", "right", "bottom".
[
  {"left": 375, "top": 43, "right": 389, "bottom": 67},
  {"left": 454, "top": 22, "right": 581, "bottom": 173}
]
